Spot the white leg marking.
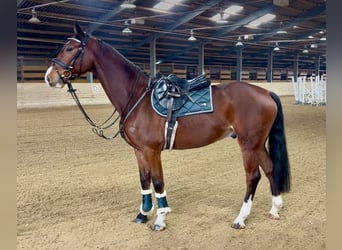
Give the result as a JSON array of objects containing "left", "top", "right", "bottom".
[
  {"left": 153, "top": 191, "right": 171, "bottom": 231},
  {"left": 269, "top": 195, "right": 283, "bottom": 219},
  {"left": 154, "top": 207, "right": 171, "bottom": 229},
  {"left": 141, "top": 189, "right": 153, "bottom": 195},
  {"left": 233, "top": 195, "right": 253, "bottom": 228},
  {"left": 155, "top": 190, "right": 167, "bottom": 198}
]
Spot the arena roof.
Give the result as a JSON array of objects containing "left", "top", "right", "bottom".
[{"left": 17, "top": 0, "right": 326, "bottom": 70}]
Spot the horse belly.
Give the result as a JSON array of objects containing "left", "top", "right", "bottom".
[{"left": 172, "top": 116, "right": 231, "bottom": 149}]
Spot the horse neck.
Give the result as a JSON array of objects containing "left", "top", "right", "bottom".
[{"left": 91, "top": 42, "right": 148, "bottom": 115}]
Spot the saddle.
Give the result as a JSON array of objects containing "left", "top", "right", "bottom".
[
  {"left": 153, "top": 73, "right": 211, "bottom": 112},
  {"left": 152, "top": 73, "right": 211, "bottom": 150}
]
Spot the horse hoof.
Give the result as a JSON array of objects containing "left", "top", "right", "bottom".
[
  {"left": 153, "top": 224, "right": 166, "bottom": 232},
  {"left": 268, "top": 213, "right": 280, "bottom": 220},
  {"left": 134, "top": 213, "right": 148, "bottom": 224},
  {"left": 231, "top": 223, "right": 245, "bottom": 230}
]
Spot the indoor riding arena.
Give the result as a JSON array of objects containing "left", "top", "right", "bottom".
[{"left": 17, "top": 1, "right": 326, "bottom": 249}]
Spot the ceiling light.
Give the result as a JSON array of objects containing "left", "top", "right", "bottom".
[
  {"left": 276, "top": 21, "right": 287, "bottom": 34},
  {"left": 276, "top": 29, "right": 287, "bottom": 34},
  {"left": 235, "top": 36, "right": 243, "bottom": 46},
  {"left": 154, "top": 0, "right": 182, "bottom": 11},
  {"left": 216, "top": 12, "right": 228, "bottom": 24},
  {"left": 188, "top": 29, "right": 197, "bottom": 41},
  {"left": 154, "top": 2, "right": 173, "bottom": 11},
  {"left": 122, "top": 20, "right": 132, "bottom": 34},
  {"left": 211, "top": 12, "right": 228, "bottom": 23},
  {"left": 273, "top": 42, "right": 280, "bottom": 51},
  {"left": 246, "top": 13, "right": 276, "bottom": 28},
  {"left": 320, "top": 36, "right": 326, "bottom": 41},
  {"left": 244, "top": 34, "right": 253, "bottom": 40},
  {"left": 302, "top": 45, "right": 309, "bottom": 53},
  {"left": 225, "top": 5, "right": 243, "bottom": 14},
  {"left": 212, "top": 5, "right": 243, "bottom": 23},
  {"left": 120, "top": 0, "right": 136, "bottom": 9},
  {"left": 28, "top": 8, "right": 40, "bottom": 23},
  {"left": 122, "top": 27, "right": 132, "bottom": 34}
]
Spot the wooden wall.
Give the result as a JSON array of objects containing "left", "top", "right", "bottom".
[{"left": 17, "top": 81, "right": 294, "bottom": 109}]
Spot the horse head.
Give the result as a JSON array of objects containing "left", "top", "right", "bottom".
[{"left": 45, "top": 22, "right": 94, "bottom": 88}]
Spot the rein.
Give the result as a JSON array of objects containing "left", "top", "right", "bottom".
[
  {"left": 66, "top": 75, "right": 154, "bottom": 140},
  {"left": 66, "top": 81, "right": 121, "bottom": 140}
]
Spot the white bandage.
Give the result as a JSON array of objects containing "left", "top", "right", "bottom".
[{"left": 155, "top": 190, "right": 167, "bottom": 198}]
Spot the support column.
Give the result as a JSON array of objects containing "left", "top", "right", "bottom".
[
  {"left": 315, "top": 55, "right": 321, "bottom": 77},
  {"left": 267, "top": 49, "right": 273, "bottom": 83},
  {"left": 86, "top": 72, "right": 93, "bottom": 83},
  {"left": 294, "top": 52, "right": 299, "bottom": 82},
  {"left": 236, "top": 46, "right": 242, "bottom": 81},
  {"left": 150, "top": 38, "right": 156, "bottom": 77},
  {"left": 198, "top": 43, "right": 204, "bottom": 74}
]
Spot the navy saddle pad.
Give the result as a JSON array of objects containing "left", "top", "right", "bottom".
[{"left": 151, "top": 84, "right": 214, "bottom": 117}]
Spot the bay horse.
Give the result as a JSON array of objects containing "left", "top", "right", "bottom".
[{"left": 45, "top": 22, "right": 290, "bottom": 232}]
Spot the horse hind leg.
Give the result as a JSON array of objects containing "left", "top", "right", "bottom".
[
  {"left": 258, "top": 148, "right": 283, "bottom": 220},
  {"left": 232, "top": 149, "right": 261, "bottom": 229}
]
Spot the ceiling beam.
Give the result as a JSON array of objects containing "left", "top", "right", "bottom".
[
  {"left": 157, "top": 3, "right": 276, "bottom": 64},
  {"left": 17, "top": 0, "right": 25, "bottom": 8},
  {"left": 121, "top": 0, "right": 223, "bottom": 55},
  {"left": 205, "top": 3, "right": 326, "bottom": 65},
  {"left": 86, "top": 0, "right": 126, "bottom": 34},
  {"left": 254, "top": 3, "right": 326, "bottom": 42}
]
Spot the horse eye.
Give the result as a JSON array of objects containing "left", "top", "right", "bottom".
[{"left": 66, "top": 47, "right": 73, "bottom": 52}]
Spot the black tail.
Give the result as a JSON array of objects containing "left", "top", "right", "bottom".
[{"left": 268, "top": 92, "right": 291, "bottom": 193}]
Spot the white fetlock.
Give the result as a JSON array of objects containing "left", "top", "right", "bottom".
[
  {"left": 232, "top": 195, "right": 253, "bottom": 229},
  {"left": 153, "top": 207, "right": 171, "bottom": 231},
  {"left": 269, "top": 195, "right": 283, "bottom": 219}
]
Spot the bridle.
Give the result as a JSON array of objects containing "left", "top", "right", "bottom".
[
  {"left": 51, "top": 35, "right": 90, "bottom": 82},
  {"left": 50, "top": 34, "right": 155, "bottom": 141}
]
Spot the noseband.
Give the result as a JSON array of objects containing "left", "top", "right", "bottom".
[{"left": 51, "top": 35, "right": 90, "bottom": 82}]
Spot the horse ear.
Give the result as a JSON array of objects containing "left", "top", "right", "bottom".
[{"left": 74, "top": 22, "right": 85, "bottom": 40}]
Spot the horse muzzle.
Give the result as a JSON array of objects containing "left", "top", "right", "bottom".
[{"left": 45, "top": 66, "right": 66, "bottom": 88}]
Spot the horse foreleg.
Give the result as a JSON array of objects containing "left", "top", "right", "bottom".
[
  {"left": 232, "top": 149, "right": 261, "bottom": 229},
  {"left": 150, "top": 153, "right": 171, "bottom": 232},
  {"left": 134, "top": 148, "right": 171, "bottom": 231},
  {"left": 153, "top": 190, "right": 171, "bottom": 232},
  {"left": 134, "top": 188, "right": 154, "bottom": 224},
  {"left": 134, "top": 149, "right": 154, "bottom": 224}
]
